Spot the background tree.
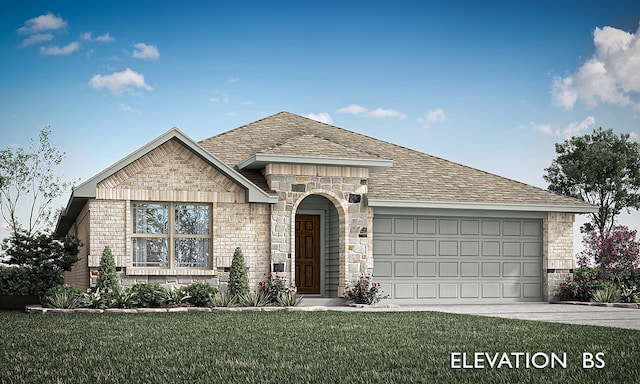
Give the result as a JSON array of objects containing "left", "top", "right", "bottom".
[
  {"left": 0, "top": 127, "right": 77, "bottom": 237},
  {"left": 544, "top": 127, "right": 640, "bottom": 235}
]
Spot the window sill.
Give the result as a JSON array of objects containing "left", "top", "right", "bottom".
[{"left": 125, "top": 268, "right": 217, "bottom": 276}]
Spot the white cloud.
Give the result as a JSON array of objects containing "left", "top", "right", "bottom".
[
  {"left": 118, "top": 104, "right": 141, "bottom": 113},
  {"left": 306, "top": 112, "right": 333, "bottom": 124},
  {"left": 337, "top": 104, "right": 367, "bottom": 115},
  {"left": 227, "top": 77, "right": 240, "bottom": 83},
  {"left": 369, "top": 108, "right": 407, "bottom": 119},
  {"left": 419, "top": 108, "right": 446, "bottom": 128},
  {"left": 552, "top": 25, "right": 640, "bottom": 110},
  {"left": 530, "top": 116, "right": 596, "bottom": 138},
  {"left": 39, "top": 42, "right": 80, "bottom": 55},
  {"left": 209, "top": 92, "right": 229, "bottom": 103},
  {"left": 89, "top": 68, "right": 153, "bottom": 95},
  {"left": 628, "top": 132, "right": 639, "bottom": 142},
  {"left": 18, "top": 13, "right": 67, "bottom": 34},
  {"left": 96, "top": 32, "right": 115, "bottom": 42},
  {"left": 132, "top": 43, "right": 160, "bottom": 60},
  {"left": 21, "top": 33, "right": 53, "bottom": 47},
  {"left": 81, "top": 32, "right": 115, "bottom": 42},
  {"left": 337, "top": 104, "right": 406, "bottom": 119}
]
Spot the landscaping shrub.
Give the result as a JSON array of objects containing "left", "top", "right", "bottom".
[
  {"left": 237, "top": 291, "right": 269, "bottom": 307},
  {"left": 96, "top": 246, "right": 119, "bottom": 294},
  {"left": 0, "top": 265, "right": 37, "bottom": 296},
  {"left": 344, "top": 273, "right": 389, "bottom": 304},
  {"left": 211, "top": 291, "right": 235, "bottom": 307},
  {"left": 591, "top": 283, "right": 620, "bottom": 303},
  {"left": 619, "top": 285, "right": 640, "bottom": 303},
  {"left": 228, "top": 247, "right": 249, "bottom": 298},
  {"left": 258, "top": 273, "right": 296, "bottom": 305},
  {"left": 277, "top": 291, "right": 303, "bottom": 307},
  {"left": 183, "top": 282, "right": 217, "bottom": 307},
  {"left": 1, "top": 230, "right": 81, "bottom": 298},
  {"left": 577, "top": 226, "right": 640, "bottom": 285},
  {"left": 556, "top": 268, "right": 611, "bottom": 301},
  {"left": 111, "top": 288, "right": 137, "bottom": 309},
  {"left": 128, "top": 283, "right": 168, "bottom": 308},
  {"left": 166, "top": 286, "right": 190, "bottom": 306},
  {"left": 44, "top": 284, "right": 85, "bottom": 308}
]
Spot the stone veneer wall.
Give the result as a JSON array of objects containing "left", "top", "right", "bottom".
[
  {"left": 67, "top": 138, "right": 271, "bottom": 291},
  {"left": 265, "top": 163, "right": 373, "bottom": 296},
  {"left": 543, "top": 212, "right": 575, "bottom": 300}
]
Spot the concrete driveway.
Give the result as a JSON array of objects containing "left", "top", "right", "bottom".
[{"left": 330, "top": 302, "right": 640, "bottom": 331}]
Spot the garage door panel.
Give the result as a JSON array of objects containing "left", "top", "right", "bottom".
[
  {"left": 417, "top": 283, "right": 436, "bottom": 298},
  {"left": 374, "top": 261, "right": 392, "bottom": 277},
  {"left": 394, "top": 240, "right": 414, "bottom": 255},
  {"left": 439, "top": 241, "right": 458, "bottom": 256},
  {"left": 395, "top": 261, "right": 414, "bottom": 277},
  {"left": 374, "top": 216, "right": 542, "bottom": 303},
  {"left": 461, "top": 241, "right": 479, "bottom": 256},
  {"left": 461, "top": 283, "right": 480, "bottom": 298},
  {"left": 439, "top": 262, "right": 458, "bottom": 277},
  {"left": 395, "top": 218, "right": 415, "bottom": 234},
  {"left": 417, "top": 262, "right": 436, "bottom": 277},
  {"left": 417, "top": 240, "right": 436, "bottom": 255}
]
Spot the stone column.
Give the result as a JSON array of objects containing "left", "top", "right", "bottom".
[{"left": 543, "top": 212, "right": 575, "bottom": 301}]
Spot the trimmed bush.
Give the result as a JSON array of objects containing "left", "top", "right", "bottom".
[
  {"left": 258, "top": 273, "right": 296, "bottom": 305},
  {"left": 96, "top": 246, "right": 119, "bottom": 294},
  {"left": 183, "top": 282, "right": 218, "bottom": 307},
  {"left": 228, "top": 247, "right": 249, "bottom": 298},
  {"left": 128, "top": 283, "right": 168, "bottom": 308},
  {"left": 556, "top": 268, "right": 612, "bottom": 302},
  {"left": 0, "top": 266, "right": 37, "bottom": 296}
]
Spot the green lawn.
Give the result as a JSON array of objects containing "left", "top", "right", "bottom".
[{"left": 1, "top": 310, "right": 639, "bottom": 383}]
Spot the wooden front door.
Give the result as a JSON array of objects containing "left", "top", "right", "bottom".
[{"left": 295, "top": 214, "right": 320, "bottom": 294}]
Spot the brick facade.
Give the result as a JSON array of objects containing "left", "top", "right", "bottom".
[{"left": 543, "top": 212, "right": 575, "bottom": 300}]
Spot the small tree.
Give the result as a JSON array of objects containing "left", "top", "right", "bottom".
[
  {"left": 96, "top": 246, "right": 119, "bottom": 293},
  {"left": 1, "top": 229, "right": 81, "bottom": 298},
  {"left": 577, "top": 226, "right": 640, "bottom": 284},
  {"left": 228, "top": 247, "right": 249, "bottom": 298},
  {"left": 544, "top": 127, "right": 640, "bottom": 235},
  {"left": 0, "top": 127, "right": 77, "bottom": 237}
]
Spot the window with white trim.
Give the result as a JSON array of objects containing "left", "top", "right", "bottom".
[{"left": 132, "top": 203, "right": 211, "bottom": 268}]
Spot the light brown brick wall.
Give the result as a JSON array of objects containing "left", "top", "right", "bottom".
[
  {"left": 69, "top": 137, "right": 271, "bottom": 290},
  {"left": 63, "top": 202, "right": 91, "bottom": 290},
  {"left": 543, "top": 212, "right": 575, "bottom": 300}
]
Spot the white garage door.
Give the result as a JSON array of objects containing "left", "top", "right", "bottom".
[{"left": 373, "top": 216, "right": 543, "bottom": 303}]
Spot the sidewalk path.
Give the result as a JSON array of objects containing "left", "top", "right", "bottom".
[{"left": 328, "top": 302, "right": 640, "bottom": 331}]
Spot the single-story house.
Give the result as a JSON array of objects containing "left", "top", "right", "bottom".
[{"left": 56, "top": 111, "right": 597, "bottom": 303}]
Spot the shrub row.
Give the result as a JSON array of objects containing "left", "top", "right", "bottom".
[{"left": 557, "top": 268, "right": 640, "bottom": 303}]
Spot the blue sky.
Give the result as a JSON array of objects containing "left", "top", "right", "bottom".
[{"left": 1, "top": 1, "right": 640, "bottom": 244}]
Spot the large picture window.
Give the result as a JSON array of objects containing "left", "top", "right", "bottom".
[{"left": 132, "top": 203, "right": 211, "bottom": 268}]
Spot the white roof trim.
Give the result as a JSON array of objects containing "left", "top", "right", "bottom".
[
  {"left": 238, "top": 153, "right": 393, "bottom": 172},
  {"left": 365, "top": 198, "right": 599, "bottom": 213}
]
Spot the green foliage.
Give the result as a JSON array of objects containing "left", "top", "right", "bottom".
[
  {"left": 44, "top": 284, "right": 85, "bottom": 308},
  {"left": 556, "top": 268, "right": 612, "bottom": 302},
  {"left": 165, "top": 286, "right": 191, "bottom": 306},
  {"left": 592, "top": 285, "right": 621, "bottom": 303},
  {"left": 228, "top": 247, "right": 249, "bottom": 298},
  {"left": 0, "top": 266, "right": 38, "bottom": 295},
  {"left": 344, "top": 273, "right": 389, "bottom": 304},
  {"left": 544, "top": 127, "right": 640, "bottom": 235},
  {"left": 276, "top": 291, "right": 303, "bottom": 307},
  {"left": 257, "top": 273, "right": 296, "bottom": 305},
  {"left": 211, "top": 291, "right": 235, "bottom": 307},
  {"left": 577, "top": 226, "right": 640, "bottom": 285},
  {"left": 128, "top": 283, "right": 168, "bottom": 308},
  {"left": 237, "top": 291, "right": 269, "bottom": 307},
  {"left": 96, "top": 246, "right": 119, "bottom": 294},
  {"left": 183, "top": 282, "right": 217, "bottom": 307},
  {"left": 0, "top": 127, "right": 77, "bottom": 236},
  {"left": 1, "top": 230, "right": 81, "bottom": 298},
  {"left": 83, "top": 287, "right": 109, "bottom": 309},
  {"left": 619, "top": 285, "right": 640, "bottom": 303},
  {"left": 110, "top": 288, "right": 137, "bottom": 309}
]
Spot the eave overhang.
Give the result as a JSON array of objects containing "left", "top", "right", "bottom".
[
  {"left": 365, "top": 198, "right": 600, "bottom": 214},
  {"left": 237, "top": 153, "right": 393, "bottom": 173}
]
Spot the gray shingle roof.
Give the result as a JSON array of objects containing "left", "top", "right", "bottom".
[{"left": 199, "top": 111, "right": 595, "bottom": 210}]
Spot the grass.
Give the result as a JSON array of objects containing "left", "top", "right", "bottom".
[{"left": 1, "top": 310, "right": 639, "bottom": 383}]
